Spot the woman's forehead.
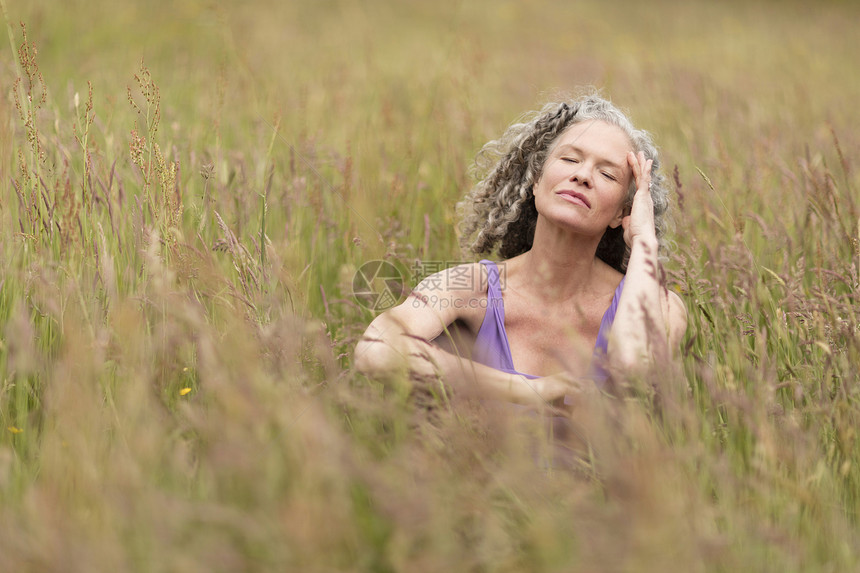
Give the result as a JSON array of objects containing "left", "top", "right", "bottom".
[{"left": 550, "top": 120, "right": 633, "bottom": 164}]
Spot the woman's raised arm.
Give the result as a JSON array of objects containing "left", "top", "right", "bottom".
[{"left": 608, "top": 151, "right": 687, "bottom": 374}]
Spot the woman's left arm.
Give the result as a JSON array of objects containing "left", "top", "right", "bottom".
[{"left": 608, "top": 151, "right": 688, "bottom": 373}]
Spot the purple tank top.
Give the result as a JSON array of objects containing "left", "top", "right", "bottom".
[{"left": 472, "top": 260, "right": 624, "bottom": 394}]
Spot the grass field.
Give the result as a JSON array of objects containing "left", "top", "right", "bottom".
[{"left": 2, "top": 0, "right": 860, "bottom": 570}]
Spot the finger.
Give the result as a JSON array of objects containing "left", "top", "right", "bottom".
[
  {"left": 638, "top": 152, "right": 650, "bottom": 183},
  {"left": 628, "top": 151, "right": 649, "bottom": 191},
  {"left": 627, "top": 151, "right": 640, "bottom": 182},
  {"left": 643, "top": 158, "right": 653, "bottom": 194},
  {"left": 635, "top": 154, "right": 653, "bottom": 195}
]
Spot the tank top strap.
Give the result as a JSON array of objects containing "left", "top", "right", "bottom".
[
  {"left": 481, "top": 259, "right": 504, "bottom": 309},
  {"left": 593, "top": 275, "right": 625, "bottom": 355},
  {"left": 473, "top": 259, "right": 518, "bottom": 374}
]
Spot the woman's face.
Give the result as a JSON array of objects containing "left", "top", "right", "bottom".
[{"left": 533, "top": 119, "right": 633, "bottom": 235}]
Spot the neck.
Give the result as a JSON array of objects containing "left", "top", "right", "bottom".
[{"left": 517, "top": 216, "right": 606, "bottom": 302}]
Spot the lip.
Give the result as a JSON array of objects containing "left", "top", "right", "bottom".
[{"left": 556, "top": 190, "right": 591, "bottom": 209}]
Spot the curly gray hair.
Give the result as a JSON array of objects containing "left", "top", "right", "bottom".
[{"left": 458, "top": 93, "right": 670, "bottom": 272}]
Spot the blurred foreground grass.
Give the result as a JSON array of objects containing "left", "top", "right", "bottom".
[{"left": 2, "top": 0, "right": 860, "bottom": 571}]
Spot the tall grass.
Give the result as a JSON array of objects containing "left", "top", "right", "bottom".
[{"left": 1, "top": 0, "right": 860, "bottom": 570}]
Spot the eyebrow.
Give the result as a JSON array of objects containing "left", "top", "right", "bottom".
[{"left": 555, "top": 143, "right": 626, "bottom": 172}]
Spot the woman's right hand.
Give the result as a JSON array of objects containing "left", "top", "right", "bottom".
[
  {"left": 622, "top": 151, "right": 657, "bottom": 247},
  {"left": 534, "top": 371, "right": 596, "bottom": 412}
]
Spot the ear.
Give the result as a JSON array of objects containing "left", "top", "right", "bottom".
[{"left": 608, "top": 204, "right": 626, "bottom": 229}]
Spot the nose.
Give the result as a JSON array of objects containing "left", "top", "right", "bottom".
[{"left": 569, "top": 165, "right": 592, "bottom": 188}]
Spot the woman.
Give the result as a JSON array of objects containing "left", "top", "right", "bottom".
[{"left": 355, "top": 93, "right": 687, "bottom": 409}]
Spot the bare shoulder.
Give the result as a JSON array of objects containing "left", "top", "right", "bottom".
[
  {"left": 665, "top": 289, "right": 687, "bottom": 319},
  {"left": 409, "top": 261, "right": 489, "bottom": 322},
  {"left": 412, "top": 261, "right": 489, "bottom": 298},
  {"left": 359, "top": 262, "right": 487, "bottom": 346},
  {"left": 663, "top": 288, "right": 688, "bottom": 347}
]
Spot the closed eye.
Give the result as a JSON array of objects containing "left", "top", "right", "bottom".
[
  {"left": 602, "top": 172, "right": 617, "bottom": 181},
  {"left": 561, "top": 157, "right": 579, "bottom": 163}
]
